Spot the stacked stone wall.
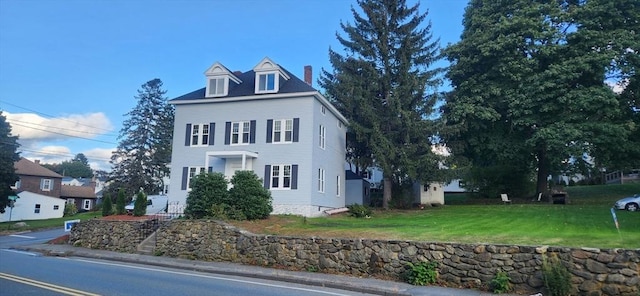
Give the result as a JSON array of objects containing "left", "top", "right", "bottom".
[{"left": 70, "top": 219, "right": 639, "bottom": 295}]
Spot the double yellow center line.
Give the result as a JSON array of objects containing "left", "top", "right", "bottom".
[{"left": 0, "top": 272, "right": 100, "bottom": 296}]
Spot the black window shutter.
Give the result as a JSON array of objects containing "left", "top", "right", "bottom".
[
  {"left": 264, "top": 165, "right": 271, "bottom": 188},
  {"left": 181, "top": 167, "right": 188, "bottom": 190},
  {"left": 266, "top": 119, "right": 273, "bottom": 143},
  {"left": 185, "top": 124, "right": 192, "bottom": 146},
  {"left": 250, "top": 120, "right": 256, "bottom": 143},
  {"left": 291, "top": 164, "right": 298, "bottom": 189},
  {"left": 224, "top": 122, "right": 231, "bottom": 145},
  {"left": 293, "top": 118, "right": 299, "bottom": 142},
  {"left": 208, "top": 122, "right": 215, "bottom": 146}
]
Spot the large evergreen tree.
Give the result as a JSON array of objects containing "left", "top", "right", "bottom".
[
  {"left": 108, "top": 79, "right": 174, "bottom": 198},
  {"left": 443, "top": 0, "right": 638, "bottom": 197},
  {"left": 0, "top": 111, "right": 20, "bottom": 213},
  {"left": 320, "top": 0, "right": 443, "bottom": 209}
]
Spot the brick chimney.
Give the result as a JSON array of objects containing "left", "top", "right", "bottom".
[
  {"left": 34, "top": 159, "right": 40, "bottom": 164},
  {"left": 304, "top": 65, "right": 312, "bottom": 86}
]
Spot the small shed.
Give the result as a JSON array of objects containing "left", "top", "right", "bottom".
[
  {"left": 413, "top": 182, "right": 445, "bottom": 206},
  {"left": 345, "top": 170, "right": 371, "bottom": 206}
]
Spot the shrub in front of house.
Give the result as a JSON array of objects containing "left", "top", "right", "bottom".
[
  {"left": 347, "top": 204, "right": 372, "bottom": 218},
  {"left": 64, "top": 202, "right": 77, "bottom": 217},
  {"left": 229, "top": 170, "right": 273, "bottom": 220},
  {"left": 185, "top": 172, "right": 229, "bottom": 219}
]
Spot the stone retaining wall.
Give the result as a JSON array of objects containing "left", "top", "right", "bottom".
[{"left": 70, "top": 219, "right": 639, "bottom": 295}]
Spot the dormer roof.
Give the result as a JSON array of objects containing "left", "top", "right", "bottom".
[{"left": 204, "top": 62, "right": 242, "bottom": 83}]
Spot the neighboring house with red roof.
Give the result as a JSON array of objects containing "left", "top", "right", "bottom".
[
  {"left": 0, "top": 158, "right": 66, "bottom": 222},
  {"left": 61, "top": 185, "right": 97, "bottom": 212}
]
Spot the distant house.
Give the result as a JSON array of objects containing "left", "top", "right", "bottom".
[
  {"left": 61, "top": 185, "right": 97, "bottom": 211},
  {"left": 0, "top": 158, "right": 66, "bottom": 222},
  {"left": 167, "top": 57, "right": 348, "bottom": 217}
]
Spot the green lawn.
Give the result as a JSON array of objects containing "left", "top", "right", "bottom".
[
  {"left": 0, "top": 211, "right": 100, "bottom": 233},
  {"left": 235, "top": 183, "right": 640, "bottom": 249}
]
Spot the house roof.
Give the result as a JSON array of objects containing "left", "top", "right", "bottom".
[
  {"left": 14, "top": 158, "right": 63, "bottom": 178},
  {"left": 345, "top": 170, "right": 363, "bottom": 180},
  {"left": 61, "top": 185, "right": 97, "bottom": 199},
  {"left": 170, "top": 67, "right": 316, "bottom": 102}
]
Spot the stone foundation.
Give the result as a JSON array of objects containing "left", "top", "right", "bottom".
[{"left": 70, "top": 219, "right": 640, "bottom": 295}]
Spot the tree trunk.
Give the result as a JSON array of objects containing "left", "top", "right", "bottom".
[
  {"left": 536, "top": 149, "right": 549, "bottom": 197},
  {"left": 383, "top": 177, "right": 392, "bottom": 210}
]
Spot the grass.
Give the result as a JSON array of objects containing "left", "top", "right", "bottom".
[
  {"left": 0, "top": 211, "right": 100, "bottom": 234},
  {"left": 232, "top": 183, "right": 640, "bottom": 249}
]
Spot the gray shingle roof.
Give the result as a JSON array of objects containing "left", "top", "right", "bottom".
[{"left": 170, "top": 67, "right": 316, "bottom": 102}]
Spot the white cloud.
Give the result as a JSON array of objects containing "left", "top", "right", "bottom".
[
  {"left": 83, "top": 147, "right": 116, "bottom": 171},
  {"left": 606, "top": 79, "right": 628, "bottom": 94},
  {"left": 5, "top": 112, "right": 113, "bottom": 141}
]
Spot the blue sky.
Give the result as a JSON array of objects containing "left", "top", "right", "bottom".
[{"left": 0, "top": 0, "right": 467, "bottom": 171}]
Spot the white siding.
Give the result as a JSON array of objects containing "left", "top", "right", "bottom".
[{"left": 0, "top": 191, "right": 65, "bottom": 222}]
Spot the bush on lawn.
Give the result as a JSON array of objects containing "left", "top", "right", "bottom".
[
  {"left": 542, "top": 253, "right": 573, "bottom": 296},
  {"left": 64, "top": 202, "right": 77, "bottom": 217},
  {"left": 185, "top": 172, "right": 229, "bottom": 219},
  {"left": 228, "top": 170, "right": 272, "bottom": 220},
  {"left": 347, "top": 204, "right": 372, "bottom": 218},
  {"left": 102, "top": 193, "right": 113, "bottom": 216},
  {"left": 115, "top": 188, "right": 126, "bottom": 215},
  {"left": 133, "top": 191, "right": 147, "bottom": 216}
]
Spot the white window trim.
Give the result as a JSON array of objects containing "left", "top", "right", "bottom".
[
  {"left": 191, "top": 123, "right": 210, "bottom": 146},
  {"left": 34, "top": 204, "right": 41, "bottom": 214},
  {"left": 337, "top": 120, "right": 343, "bottom": 129},
  {"left": 321, "top": 105, "right": 326, "bottom": 115},
  {"left": 206, "top": 77, "right": 227, "bottom": 97},
  {"left": 336, "top": 175, "right": 341, "bottom": 197},
  {"left": 271, "top": 164, "right": 292, "bottom": 190},
  {"left": 255, "top": 72, "right": 278, "bottom": 93},
  {"left": 318, "top": 168, "right": 325, "bottom": 193},
  {"left": 231, "top": 121, "right": 251, "bottom": 145},
  {"left": 319, "top": 125, "right": 326, "bottom": 149},
  {"left": 83, "top": 199, "right": 91, "bottom": 210},
  {"left": 41, "top": 179, "right": 52, "bottom": 191},
  {"left": 187, "top": 166, "right": 206, "bottom": 191},
  {"left": 54, "top": 205, "right": 60, "bottom": 210},
  {"left": 272, "top": 119, "right": 293, "bottom": 144}
]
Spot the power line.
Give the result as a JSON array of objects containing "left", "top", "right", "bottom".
[
  {"left": 17, "top": 146, "right": 113, "bottom": 162},
  {"left": 7, "top": 117, "right": 118, "bottom": 137},
  {"left": 10, "top": 122, "right": 117, "bottom": 144},
  {"left": 0, "top": 99, "right": 116, "bottom": 134}
]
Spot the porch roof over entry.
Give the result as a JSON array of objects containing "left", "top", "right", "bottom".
[{"left": 205, "top": 151, "right": 258, "bottom": 159}]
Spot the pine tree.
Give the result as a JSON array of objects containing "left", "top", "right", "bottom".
[
  {"left": 320, "top": 0, "right": 443, "bottom": 209},
  {"left": 115, "top": 188, "right": 126, "bottom": 215},
  {"left": 108, "top": 79, "right": 174, "bottom": 199},
  {"left": 0, "top": 111, "right": 20, "bottom": 213},
  {"left": 101, "top": 193, "right": 113, "bottom": 216},
  {"left": 133, "top": 191, "right": 147, "bottom": 216}
]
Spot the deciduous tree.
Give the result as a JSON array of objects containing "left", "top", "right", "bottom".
[
  {"left": 320, "top": 0, "right": 443, "bottom": 209},
  {"left": 443, "top": 0, "right": 638, "bottom": 197}
]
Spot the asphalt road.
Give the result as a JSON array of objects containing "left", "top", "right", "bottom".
[{"left": 0, "top": 229, "right": 377, "bottom": 296}]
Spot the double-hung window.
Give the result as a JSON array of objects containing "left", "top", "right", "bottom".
[
  {"left": 208, "top": 77, "right": 225, "bottom": 96},
  {"left": 41, "top": 179, "right": 52, "bottom": 191},
  {"left": 183, "top": 166, "right": 206, "bottom": 190},
  {"left": 232, "top": 121, "right": 251, "bottom": 144},
  {"left": 185, "top": 123, "right": 214, "bottom": 147},
  {"left": 191, "top": 124, "right": 210, "bottom": 146},
  {"left": 257, "top": 73, "right": 276, "bottom": 92},
  {"left": 319, "top": 125, "right": 326, "bottom": 149},
  {"left": 317, "top": 168, "right": 325, "bottom": 193},
  {"left": 34, "top": 204, "right": 41, "bottom": 214},
  {"left": 273, "top": 119, "right": 293, "bottom": 143},
  {"left": 271, "top": 164, "right": 292, "bottom": 189},
  {"left": 336, "top": 175, "right": 341, "bottom": 197}
]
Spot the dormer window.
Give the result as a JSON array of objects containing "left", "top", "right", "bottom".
[
  {"left": 204, "top": 62, "right": 241, "bottom": 98},
  {"left": 253, "top": 57, "right": 289, "bottom": 94},
  {"left": 258, "top": 73, "right": 276, "bottom": 92},
  {"left": 208, "top": 77, "right": 226, "bottom": 96}
]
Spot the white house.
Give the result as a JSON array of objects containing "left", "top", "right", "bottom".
[
  {"left": 0, "top": 191, "right": 65, "bottom": 222},
  {"left": 167, "top": 57, "right": 348, "bottom": 217}
]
